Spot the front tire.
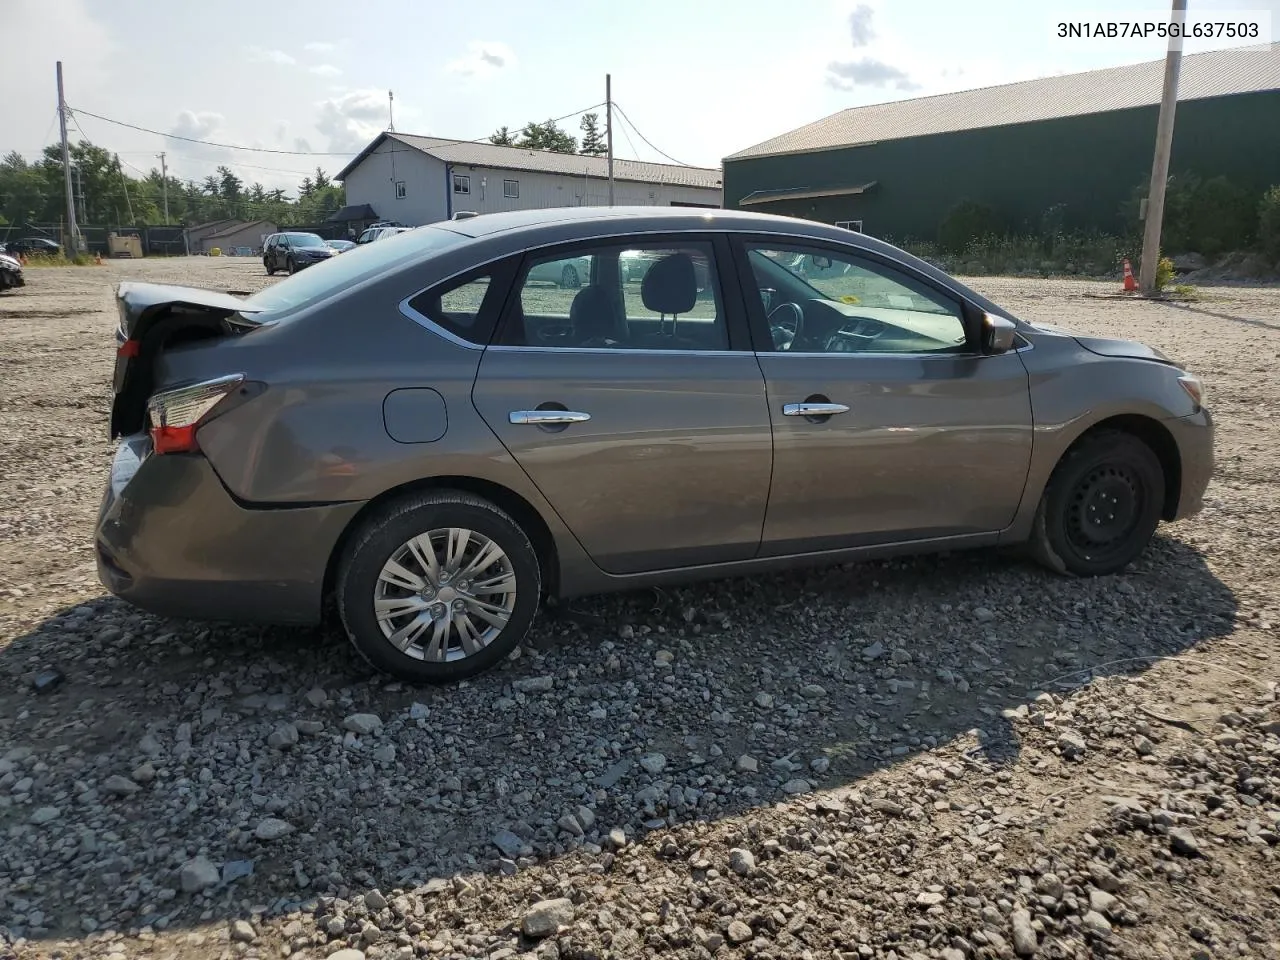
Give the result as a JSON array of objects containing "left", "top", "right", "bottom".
[
  {"left": 287, "top": 257, "right": 297, "bottom": 275},
  {"left": 336, "top": 491, "right": 542, "bottom": 683},
  {"left": 264, "top": 258, "right": 274, "bottom": 276},
  {"left": 1029, "top": 430, "right": 1165, "bottom": 576}
]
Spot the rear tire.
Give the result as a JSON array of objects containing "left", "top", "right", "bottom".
[
  {"left": 1029, "top": 429, "right": 1165, "bottom": 576},
  {"left": 336, "top": 491, "right": 542, "bottom": 684},
  {"left": 560, "top": 264, "right": 580, "bottom": 289},
  {"left": 287, "top": 257, "right": 297, "bottom": 275},
  {"left": 264, "top": 258, "right": 274, "bottom": 276}
]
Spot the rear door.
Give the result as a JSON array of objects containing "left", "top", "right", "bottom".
[
  {"left": 471, "top": 235, "right": 773, "bottom": 575},
  {"left": 730, "top": 237, "right": 1034, "bottom": 555}
]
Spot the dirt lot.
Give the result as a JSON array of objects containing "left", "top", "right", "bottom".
[{"left": 0, "top": 257, "right": 1278, "bottom": 960}]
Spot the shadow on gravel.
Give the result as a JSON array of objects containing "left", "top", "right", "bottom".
[
  {"left": 1148, "top": 297, "right": 1280, "bottom": 332},
  {"left": 0, "top": 535, "right": 1236, "bottom": 941}
]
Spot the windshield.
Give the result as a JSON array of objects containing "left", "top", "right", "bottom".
[
  {"left": 244, "top": 225, "right": 468, "bottom": 316},
  {"left": 285, "top": 232, "right": 326, "bottom": 249}
]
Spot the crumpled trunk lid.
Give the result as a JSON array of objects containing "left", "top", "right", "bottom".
[{"left": 110, "top": 282, "right": 263, "bottom": 438}]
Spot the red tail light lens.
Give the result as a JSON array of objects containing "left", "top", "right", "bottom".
[{"left": 146, "top": 374, "right": 244, "bottom": 454}]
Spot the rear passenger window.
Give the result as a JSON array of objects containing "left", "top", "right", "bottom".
[{"left": 406, "top": 265, "right": 513, "bottom": 345}]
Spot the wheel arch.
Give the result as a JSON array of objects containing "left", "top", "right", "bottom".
[
  {"left": 321, "top": 475, "right": 561, "bottom": 608},
  {"left": 1057, "top": 414, "right": 1182, "bottom": 520}
]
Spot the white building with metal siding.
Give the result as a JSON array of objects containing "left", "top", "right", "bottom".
[{"left": 336, "top": 132, "right": 722, "bottom": 226}]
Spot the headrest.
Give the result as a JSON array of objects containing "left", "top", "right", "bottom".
[
  {"left": 640, "top": 253, "right": 697, "bottom": 315},
  {"left": 569, "top": 285, "right": 613, "bottom": 337}
]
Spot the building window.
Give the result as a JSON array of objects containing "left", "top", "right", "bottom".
[
  {"left": 395, "top": 180, "right": 407, "bottom": 199},
  {"left": 503, "top": 179, "right": 519, "bottom": 199},
  {"left": 453, "top": 174, "right": 470, "bottom": 195}
]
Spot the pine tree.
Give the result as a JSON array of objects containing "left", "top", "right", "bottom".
[{"left": 579, "top": 113, "right": 607, "bottom": 156}]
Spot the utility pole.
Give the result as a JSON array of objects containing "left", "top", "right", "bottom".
[
  {"left": 606, "top": 74, "right": 614, "bottom": 206},
  {"left": 388, "top": 90, "right": 395, "bottom": 132},
  {"left": 158, "top": 151, "right": 170, "bottom": 222},
  {"left": 56, "top": 61, "right": 79, "bottom": 252},
  {"left": 1138, "top": 0, "right": 1187, "bottom": 294}
]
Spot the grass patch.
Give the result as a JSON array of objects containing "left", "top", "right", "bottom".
[{"left": 19, "top": 252, "right": 96, "bottom": 267}]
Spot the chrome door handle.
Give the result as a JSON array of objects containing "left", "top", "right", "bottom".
[
  {"left": 509, "top": 410, "right": 592, "bottom": 425},
  {"left": 783, "top": 402, "right": 849, "bottom": 417}
]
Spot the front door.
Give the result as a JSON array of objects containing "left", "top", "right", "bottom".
[
  {"left": 472, "top": 236, "right": 773, "bottom": 575},
  {"left": 733, "top": 238, "right": 1034, "bottom": 555}
]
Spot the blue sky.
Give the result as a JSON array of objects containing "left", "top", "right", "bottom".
[{"left": 5, "top": 0, "right": 1275, "bottom": 194}]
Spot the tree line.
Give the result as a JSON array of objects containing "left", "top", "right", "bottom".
[
  {"left": 489, "top": 113, "right": 608, "bottom": 156},
  {"left": 0, "top": 142, "right": 345, "bottom": 228}
]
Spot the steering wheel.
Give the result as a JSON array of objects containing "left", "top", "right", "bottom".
[{"left": 768, "top": 301, "right": 804, "bottom": 351}]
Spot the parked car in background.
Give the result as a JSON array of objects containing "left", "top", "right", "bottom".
[
  {"left": 0, "top": 251, "right": 25, "bottom": 292},
  {"left": 356, "top": 225, "right": 412, "bottom": 245},
  {"left": 96, "top": 207, "right": 1212, "bottom": 685},
  {"left": 263, "top": 232, "right": 335, "bottom": 275},
  {"left": 325, "top": 239, "right": 356, "bottom": 254},
  {"left": 3, "top": 237, "right": 61, "bottom": 258},
  {"left": 526, "top": 252, "right": 592, "bottom": 289}
]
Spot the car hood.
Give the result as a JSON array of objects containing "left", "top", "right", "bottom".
[
  {"left": 0, "top": 253, "right": 21, "bottom": 269},
  {"left": 294, "top": 246, "right": 334, "bottom": 255},
  {"left": 1026, "top": 321, "right": 1182, "bottom": 368}
]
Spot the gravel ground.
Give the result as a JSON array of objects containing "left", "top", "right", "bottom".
[{"left": 1, "top": 258, "right": 1278, "bottom": 960}]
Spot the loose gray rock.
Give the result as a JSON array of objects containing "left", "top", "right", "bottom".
[
  {"left": 512, "top": 676, "right": 554, "bottom": 694},
  {"left": 229, "top": 919, "right": 256, "bottom": 942},
  {"left": 917, "top": 891, "right": 946, "bottom": 906},
  {"left": 179, "top": 856, "right": 220, "bottom": 893},
  {"left": 131, "top": 761, "right": 156, "bottom": 783},
  {"left": 493, "top": 830, "right": 523, "bottom": 858},
  {"left": 1089, "top": 889, "right": 1118, "bottom": 914},
  {"left": 1082, "top": 910, "right": 1112, "bottom": 937},
  {"left": 343, "top": 713, "right": 382, "bottom": 735},
  {"left": 782, "top": 778, "right": 812, "bottom": 795},
  {"left": 327, "top": 951, "right": 366, "bottom": 960},
  {"left": 861, "top": 641, "right": 887, "bottom": 660},
  {"left": 1058, "top": 730, "right": 1088, "bottom": 759},
  {"left": 974, "top": 606, "right": 995, "bottom": 622},
  {"left": 304, "top": 687, "right": 327, "bottom": 706},
  {"left": 522, "top": 897, "right": 575, "bottom": 938},
  {"left": 1170, "top": 827, "right": 1204, "bottom": 857},
  {"left": 727, "top": 920, "right": 754, "bottom": 944},
  {"left": 639, "top": 753, "right": 666, "bottom": 774},
  {"left": 608, "top": 827, "right": 627, "bottom": 849},
  {"left": 267, "top": 722, "right": 298, "bottom": 748},
  {"left": 729, "top": 848, "right": 755, "bottom": 876},
  {"left": 1010, "top": 908, "right": 1037, "bottom": 956},
  {"left": 800, "top": 683, "right": 827, "bottom": 699},
  {"left": 409, "top": 702, "right": 430, "bottom": 720},
  {"left": 102, "top": 774, "right": 141, "bottom": 796},
  {"left": 29, "top": 806, "right": 61, "bottom": 825},
  {"left": 253, "top": 817, "right": 294, "bottom": 841}
]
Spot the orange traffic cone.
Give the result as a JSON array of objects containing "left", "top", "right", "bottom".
[{"left": 1122, "top": 258, "right": 1138, "bottom": 291}]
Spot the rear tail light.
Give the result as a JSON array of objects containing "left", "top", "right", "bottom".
[{"left": 147, "top": 374, "right": 244, "bottom": 454}]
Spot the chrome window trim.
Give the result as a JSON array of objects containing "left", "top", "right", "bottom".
[{"left": 486, "top": 345, "right": 753, "bottom": 357}]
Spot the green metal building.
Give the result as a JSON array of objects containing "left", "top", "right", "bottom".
[{"left": 722, "top": 43, "right": 1280, "bottom": 243}]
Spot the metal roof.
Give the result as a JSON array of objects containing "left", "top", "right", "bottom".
[
  {"left": 727, "top": 42, "right": 1280, "bottom": 161},
  {"left": 336, "top": 132, "right": 722, "bottom": 190}
]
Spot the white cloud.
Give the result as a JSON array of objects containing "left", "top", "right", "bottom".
[
  {"left": 445, "top": 41, "right": 515, "bottom": 77},
  {"left": 309, "top": 64, "right": 342, "bottom": 78},
  {"left": 315, "top": 89, "right": 392, "bottom": 153},
  {"left": 171, "top": 109, "right": 225, "bottom": 142},
  {"left": 304, "top": 41, "right": 335, "bottom": 54},
  {"left": 246, "top": 46, "right": 296, "bottom": 66}
]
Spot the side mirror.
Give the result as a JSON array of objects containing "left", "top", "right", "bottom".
[{"left": 981, "top": 312, "right": 1018, "bottom": 354}]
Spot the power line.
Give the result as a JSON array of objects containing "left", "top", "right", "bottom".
[
  {"left": 67, "top": 101, "right": 608, "bottom": 158},
  {"left": 610, "top": 102, "right": 691, "bottom": 167}
]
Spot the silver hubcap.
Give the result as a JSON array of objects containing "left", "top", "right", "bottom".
[{"left": 374, "top": 528, "right": 517, "bottom": 662}]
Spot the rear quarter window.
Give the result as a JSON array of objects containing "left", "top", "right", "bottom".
[{"left": 405, "top": 259, "right": 518, "bottom": 346}]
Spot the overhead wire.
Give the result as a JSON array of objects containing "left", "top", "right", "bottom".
[
  {"left": 67, "top": 101, "right": 608, "bottom": 158},
  {"left": 610, "top": 101, "right": 692, "bottom": 167}
]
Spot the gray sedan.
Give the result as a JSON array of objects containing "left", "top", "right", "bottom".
[{"left": 97, "top": 207, "right": 1213, "bottom": 684}]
